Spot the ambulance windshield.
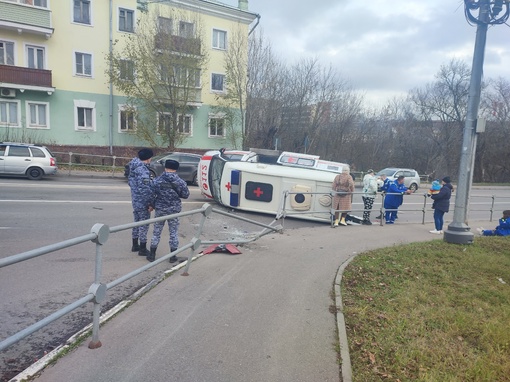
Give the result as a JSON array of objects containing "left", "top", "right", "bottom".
[{"left": 209, "top": 156, "right": 226, "bottom": 204}]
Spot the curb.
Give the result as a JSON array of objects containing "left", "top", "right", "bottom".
[{"left": 335, "top": 255, "right": 357, "bottom": 382}]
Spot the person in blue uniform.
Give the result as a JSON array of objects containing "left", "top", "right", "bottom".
[
  {"left": 384, "top": 175, "right": 412, "bottom": 224},
  {"left": 478, "top": 210, "right": 510, "bottom": 236},
  {"left": 128, "top": 148, "right": 154, "bottom": 257},
  {"left": 148, "top": 159, "right": 190, "bottom": 262}
]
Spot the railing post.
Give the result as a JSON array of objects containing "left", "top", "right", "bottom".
[
  {"left": 422, "top": 193, "right": 428, "bottom": 225},
  {"left": 490, "top": 195, "right": 495, "bottom": 222},
  {"left": 181, "top": 204, "right": 211, "bottom": 276},
  {"left": 379, "top": 193, "right": 385, "bottom": 226},
  {"left": 88, "top": 223, "right": 110, "bottom": 349},
  {"left": 111, "top": 156, "right": 117, "bottom": 177},
  {"left": 68, "top": 152, "right": 73, "bottom": 176}
]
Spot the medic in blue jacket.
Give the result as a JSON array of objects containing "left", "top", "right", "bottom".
[{"left": 384, "top": 175, "right": 412, "bottom": 224}]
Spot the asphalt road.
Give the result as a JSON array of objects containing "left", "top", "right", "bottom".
[
  {"left": 0, "top": 174, "right": 310, "bottom": 381},
  {"left": 0, "top": 174, "right": 507, "bottom": 381}
]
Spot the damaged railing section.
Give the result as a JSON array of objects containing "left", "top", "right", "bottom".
[{"left": 0, "top": 203, "right": 282, "bottom": 353}]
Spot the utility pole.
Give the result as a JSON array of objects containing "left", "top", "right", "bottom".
[{"left": 444, "top": 0, "right": 509, "bottom": 244}]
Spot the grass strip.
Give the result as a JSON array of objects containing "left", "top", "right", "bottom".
[{"left": 342, "top": 237, "right": 510, "bottom": 382}]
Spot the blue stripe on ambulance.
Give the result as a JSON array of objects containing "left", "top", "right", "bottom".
[{"left": 230, "top": 170, "right": 240, "bottom": 206}]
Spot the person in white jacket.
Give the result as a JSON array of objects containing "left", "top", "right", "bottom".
[{"left": 362, "top": 169, "right": 378, "bottom": 225}]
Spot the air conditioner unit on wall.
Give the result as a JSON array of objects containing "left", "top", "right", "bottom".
[{"left": 0, "top": 88, "right": 16, "bottom": 98}]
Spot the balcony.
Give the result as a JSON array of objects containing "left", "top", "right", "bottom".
[
  {"left": 0, "top": 64, "right": 54, "bottom": 93},
  {"left": 154, "top": 85, "right": 203, "bottom": 107},
  {"left": 155, "top": 33, "right": 201, "bottom": 56},
  {"left": 0, "top": 1, "right": 53, "bottom": 38}
]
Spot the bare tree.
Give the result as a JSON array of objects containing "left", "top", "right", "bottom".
[
  {"left": 408, "top": 59, "right": 471, "bottom": 177},
  {"left": 245, "top": 30, "right": 287, "bottom": 150},
  {"left": 107, "top": 6, "right": 208, "bottom": 149},
  {"left": 477, "top": 77, "right": 510, "bottom": 181},
  {"left": 317, "top": 85, "right": 364, "bottom": 164}
]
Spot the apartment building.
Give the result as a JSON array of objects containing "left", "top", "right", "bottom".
[{"left": 0, "top": 0, "right": 258, "bottom": 154}]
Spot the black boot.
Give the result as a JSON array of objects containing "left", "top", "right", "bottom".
[
  {"left": 138, "top": 242, "right": 150, "bottom": 257},
  {"left": 147, "top": 246, "right": 157, "bottom": 262},
  {"left": 131, "top": 238, "right": 140, "bottom": 252},
  {"left": 169, "top": 247, "right": 178, "bottom": 263}
]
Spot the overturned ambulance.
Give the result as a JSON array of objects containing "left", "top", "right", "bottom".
[{"left": 199, "top": 149, "right": 350, "bottom": 223}]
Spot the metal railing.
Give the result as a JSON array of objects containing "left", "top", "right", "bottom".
[
  {"left": 52, "top": 151, "right": 131, "bottom": 177},
  {"left": 0, "top": 203, "right": 282, "bottom": 352},
  {"left": 277, "top": 190, "right": 509, "bottom": 227}
]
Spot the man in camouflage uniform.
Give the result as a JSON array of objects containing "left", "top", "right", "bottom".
[
  {"left": 148, "top": 159, "right": 190, "bottom": 263},
  {"left": 128, "top": 148, "right": 154, "bottom": 257}
]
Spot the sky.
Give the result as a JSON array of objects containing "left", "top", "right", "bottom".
[{"left": 219, "top": 0, "right": 510, "bottom": 107}]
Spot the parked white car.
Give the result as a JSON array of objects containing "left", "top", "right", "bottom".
[
  {"left": 376, "top": 167, "right": 420, "bottom": 191},
  {"left": 0, "top": 142, "right": 58, "bottom": 180}
]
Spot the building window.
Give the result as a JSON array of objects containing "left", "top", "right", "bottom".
[
  {"left": 75, "top": 52, "right": 92, "bottom": 77},
  {"left": 211, "top": 73, "right": 225, "bottom": 92},
  {"left": 119, "top": 8, "right": 134, "bottom": 32},
  {"left": 119, "top": 59, "right": 134, "bottom": 80},
  {"left": 212, "top": 29, "right": 227, "bottom": 50},
  {"left": 27, "top": 45, "right": 44, "bottom": 69},
  {"left": 21, "top": 0, "right": 48, "bottom": 6},
  {"left": 178, "top": 114, "right": 192, "bottom": 135},
  {"left": 173, "top": 66, "right": 201, "bottom": 88},
  {"left": 208, "top": 115, "right": 225, "bottom": 138},
  {"left": 157, "top": 113, "right": 171, "bottom": 135},
  {"left": 0, "top": 41, "right": 15, "bottom": 65},
  {"left": 26, "top": 101, "right": 49, "bottom": 129},
  {"left": 158, "top": 17, "right": 173, "bottom": 34},
  {"left": 73, "top": 0, "right": 91, "bottom": 24},
  {"left": 0, "top": 100, "right": 20, "bottom": 127},
  {"left": 119, "top": 105, "right": 136, "bottom": 132},
  {"left": 157, "top": 113, "right": 192, "bottom": 135},
  {"left": 74, "top": 100, "right": 95, "bottom": 131},
  {"left": 179, "top": 21, "right": 194, "bottom": 38}
]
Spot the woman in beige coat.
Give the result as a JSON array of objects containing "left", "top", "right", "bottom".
[{"left": 332, "top": 167, "right": 355, "bottom": 226}]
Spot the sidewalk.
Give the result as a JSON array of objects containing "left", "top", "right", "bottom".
[{"left": 21, "top": 220, "right": 486, "bottom": 382}]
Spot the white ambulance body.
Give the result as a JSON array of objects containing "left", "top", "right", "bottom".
[{"left": 206, "top": 151, "right": 350, "bottom": 223}]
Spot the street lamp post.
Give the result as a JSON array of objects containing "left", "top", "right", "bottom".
[{"left": 444, "top": 0, "right": 510, "bottom": 244}]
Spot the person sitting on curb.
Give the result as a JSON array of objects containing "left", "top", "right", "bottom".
[{"left": 477, "top": 210, "right": 510, "bottom": 236}]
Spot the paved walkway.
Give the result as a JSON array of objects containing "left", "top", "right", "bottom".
[{"left": 22, "top": 219, "right": 488, "bottom": 382}]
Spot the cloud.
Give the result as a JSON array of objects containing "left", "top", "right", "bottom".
[{"left": 222, "top": 0, "right": 510, "bottom": 105}]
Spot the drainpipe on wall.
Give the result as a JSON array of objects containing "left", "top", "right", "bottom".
[
  {"left": 108, "top": 0, "right": 114, "bottom": 155},
  {"left": 249, "top": 14, "right": 260, "bottom": 36},
  {"left": 239, "top": 0, "right": 260, "bottom": 36}
]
